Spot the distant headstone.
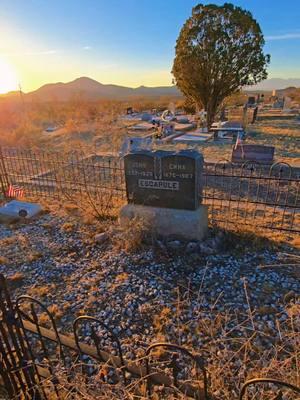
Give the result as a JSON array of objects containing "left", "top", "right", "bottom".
[
  {"left": 251, "top": 106, "right": 259, "bottom": 124},
  {"left": 273, "top": 98, "right": 284, "bottom": 109},
  {"left": 231, "top": 144, "right": 275, "bottom": 164},
  {"left": 283, "top": 96, "right": 292, "bottom": 110},
  {"left": 247, "top": 96, "right": 256, "bottom": 106},
  {"left": 124, "top": 150, "right": 204, "bottom": 210},
  {"left": 177, "top": 117, "right": 189, "bottom": 124},
  {"left": 119, "top": 137, "right": 153, "bottom": 156},
  {"left": 220, "top": 108, "right": 227, "bottom": 121},
  {"left": 141, "top": 113, "right": 152, "bottom": 121}
]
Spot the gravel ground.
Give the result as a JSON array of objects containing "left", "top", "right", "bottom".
[{"left": 0, "top": 212, "right": 299, "bottom": 398}]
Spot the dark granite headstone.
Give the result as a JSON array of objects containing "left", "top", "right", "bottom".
[
  {"left": 231, "top": 144, "right": 275, "bottom": 164},
  {"left": 251, "top": 106, "right": 258, "bottom": 124},
  {"left": 124, "top": 150, "right": 204, "bottom": 210},
  {"left": 247, "top": 96, "right": 256, "bottom": 106}
]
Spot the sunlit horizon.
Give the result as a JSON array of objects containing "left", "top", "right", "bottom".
[{"left": 0, "top": 57, "right": 19, "bottom": 94}]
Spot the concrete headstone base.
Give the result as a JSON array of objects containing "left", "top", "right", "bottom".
[{"left": 119, "top": 204, "right": 208, "bottom": 241}]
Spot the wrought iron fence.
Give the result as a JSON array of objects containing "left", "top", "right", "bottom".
[
  {"left": 0, "top": 147, "right": 299, "bottom": 233},
  {"left": 0, "top": 274, "right": 208, "bottom": 399},
  {"left": 1, "top": 274, "right": 300, "bottom": 399},
  {"left": 203, "top": 161, "right": 300, "bottom": 233},
  {"left": 0, "top": 147, "right": 126, "bottom": 200}
]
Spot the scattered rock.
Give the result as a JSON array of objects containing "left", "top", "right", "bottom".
[
  {"left": 167, "top": 240, "right": 182, "bottom": 250},
  {"left": 156, "top": 240, "right": 167, "bottom": 252},
  {"left": 199, "top": 243, "right": 215, "bottom": 255},
  {"left": 0, "top": 210, "right": 299, "bottom": 398},
  {"left": 185, "top": 242, "right": 198, "bottom": 253},
  {"left": 284, "top": 290, "right": 296, "bottom": 303},
  {"left": 95, "top": 232, "right": 109, "bottom": 244}
]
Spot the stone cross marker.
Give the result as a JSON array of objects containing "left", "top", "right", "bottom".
[
  {"left": 124, "top": 150, "right": 204, "bottom": 210},
  {"left": 231, "top": 144, "right": 275, "bottom": 164}
]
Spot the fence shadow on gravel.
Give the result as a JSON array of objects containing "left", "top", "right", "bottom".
[
  {"left": 0, "top": 146, "right": 299, "bottom": 234},
  {"left": 1, "top": 275, "right": 300, "bottom": 399}
]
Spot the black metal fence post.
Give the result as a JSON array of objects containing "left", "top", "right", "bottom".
[{"left": 0, "top": 146, "right": 9, "bottom": 199}]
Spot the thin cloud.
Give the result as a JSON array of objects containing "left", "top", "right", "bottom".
[
  {"left": 266, "top": 32, "right": 300, "bottom": 41},
  {"left": 1, "top": 49, "right": 60, "bottom": 56},
  {"left": 2, "top": 47, "right": 92, "bottom": 57},
  {"left": 36, "top": 50, "right": 59, "bottom": 55}
]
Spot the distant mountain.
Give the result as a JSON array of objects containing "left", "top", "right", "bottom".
[
  {"left": 248, "top": 78, "right": 300, "bottom": 91},
  {"left": 25, "top": 77, "right": 180, "bottom": 101},
  {"left": 1, "top": 77, "right": 300, "bottom": 102}
]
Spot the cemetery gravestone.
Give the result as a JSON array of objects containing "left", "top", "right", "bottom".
[
  {"left": 121, "top": 150, "right": 208, "bottom": 241},
  {"left": 231, "top": 144, "right": 275, "bottom": 164},
  {"left": 251, "top": 106, "right": 259, "bottom": 124},
  {"left": 124, "top": 150, "right": 203, "bottom": 210},
  {"left": 247, "top": 96, "right": 256, "bottom": 106},
  {"left": 119, "top": 137, "right": 153, "bottom": 156}
]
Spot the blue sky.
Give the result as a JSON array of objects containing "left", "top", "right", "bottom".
[{"left": 0, "top": 0, "right": 300, "bottom": 92}]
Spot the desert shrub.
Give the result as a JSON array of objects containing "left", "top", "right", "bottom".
[{"left": 112, "top": 216, "right": 153, "bottom": 253}]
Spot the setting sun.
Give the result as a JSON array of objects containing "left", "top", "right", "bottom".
[{"left": 0, "top": 57, "right": 18, "bottom": 94}]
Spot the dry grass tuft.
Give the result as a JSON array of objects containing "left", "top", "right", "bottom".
[
  {"left": 8, "top": 272, "right": 25, "bottom": 282},
  {"left": 0, "top": 256, "right": 9, "bottom": 265},
  {"left": 47, "top": 304, "right": 63, "bottom": 320},
  {"left": 290, "top": 237, "right": 300, "bottom": 249},
  {"left": 61, "top": 222, "right": 76, "bottom": 233},
  {"left": 112, "top": 216, "right": 153, "bottom": 253}
]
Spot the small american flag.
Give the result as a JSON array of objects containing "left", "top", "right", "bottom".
[
  {"left": 234, "top": 132, "right": 243, "bottom": 150},
  {"left": 6, "top": 184, "right": 24, "bottom": 198}
]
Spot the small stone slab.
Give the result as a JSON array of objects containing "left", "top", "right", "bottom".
[
  {"left": 173, "top": 122, "right": 196, "bottom": 131},
  {"left": 173, "top": 132, "right": 213, "bottom": 143},
  {"left": 0, "top": 200, "right": 42, "bottom": 221},
  {"left": 231, "top": 144, "right": 275, "bottom": 164},
  {"left": 129, "top": 122, "right": 154, "bottom": 131}
]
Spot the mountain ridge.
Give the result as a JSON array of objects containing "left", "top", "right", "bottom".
[
  {"left": 247, "top": 78, "right": 300, "bottom": 91},
  {"left": 25, "top": 77, "right": 180, "bottom": 101},
  {"left": 1, "top": 76, "right": 300, "bottom": 102}
]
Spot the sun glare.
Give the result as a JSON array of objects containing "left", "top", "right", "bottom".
[{"left": 0, "top": 57, "right": 18, "bottom": 94}]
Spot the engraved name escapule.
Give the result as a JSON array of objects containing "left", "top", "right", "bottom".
[{"left": 138, "top": 179, "right": 179, "bottom": 190}]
